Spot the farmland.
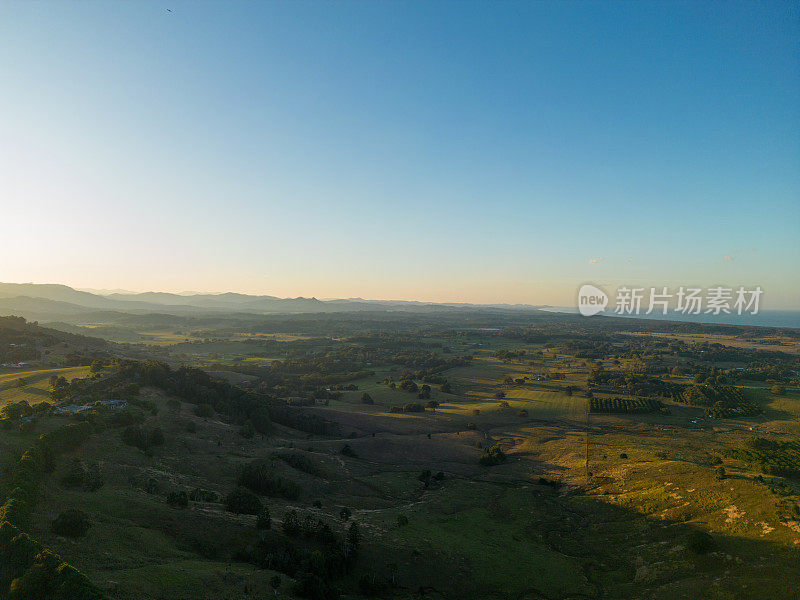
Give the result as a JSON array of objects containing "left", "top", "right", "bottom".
[{"left": 1, "top": 313, "right": 799, "bottom": 599}]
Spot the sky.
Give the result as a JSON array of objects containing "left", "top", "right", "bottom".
[{"left": 1, "top": 1, "right": 798, "bottom": 308}]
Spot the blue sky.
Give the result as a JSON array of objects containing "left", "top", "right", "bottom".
[{"left": 1, "top": 1, "right": 798, "bottom": 307}]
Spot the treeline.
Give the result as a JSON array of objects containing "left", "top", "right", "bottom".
[
  {"left": 725, "top": 438, "right": 800, "bottom": 478},
  {"left": 0, "top": 420, "right": 103, "bottom": 598}
]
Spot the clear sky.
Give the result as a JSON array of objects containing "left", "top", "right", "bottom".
[{"left": 1, "top": 1, "right": 798, "bottom": 307}]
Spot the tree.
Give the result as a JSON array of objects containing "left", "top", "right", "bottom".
[
  {"left": 240, "top": 420, "right": 255, "bottom": 438},
  {"left": 418, "top": 470, "right": 432, "bottom": 488},
  {"left": 257, "top": 506, "right": 271, "bottom": 530},
  {"left": 714, "top": 466, "right": 726, "bottom": 480},
  {"left": 270, "top": 575, "right": 281, "bottom": 594},
  {"left": 494, "top": 390, "right": 506, "bottom": 399},
  {"left": 396, "top": 514, "right": 408, "bottom": 527},
  {"left": 51, "top": 509, "right": 90, "bottom": 537},
  {"left": 360, "top": 392, "right": 373, "bottom": 404},
  {"left": 224, "top": 487, "right": 262, "bottom": 515},
  {"left": 339, "top": 507, "right": 351, "bottom": 521},
  {"left": 89, "top": 360, "right": 104, "bottom": 373},
  {"left": 440, "top": 381, "right": 452, "bottom": 393},
  {"left": 686, "top": 530, "right": 716, "bottom": 554},
  {"left": 771, "top": 385, "right": 786, "bottom": 395},
  {"left": 479, "top": 445, "right": 507, "bottom": 466},
  {"left": 345, "top": 521, "right": 360, "bottom": 562},
  {"left": 166, "top": 490, "right": 188, "bottom": 508},
  {"left": 340, "top": 444, "right": 357, "bottom": 458},
  {"left": 283, "top": 509, "right": 301, "bottom": 535}
]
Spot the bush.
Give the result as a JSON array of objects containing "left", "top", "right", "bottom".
[
  {"left": 340, "top": 444, "right": 357, "bottom": 458},
  {"left": 61, "top": 458, "right": 104, "bottom": 492},
  {"left": 167, "top": 490, "right": 189, "bottom": 508},
  {"left": 686, "top": 530, "right": 716, "bottom": 554},
  {"left": 479, "top": 445, "right": 507, "bottom": 466},
  {"left": 257, "top": 507, "right": 271, "bottom": 530},
  {"left": 50, "top": 509, "right": 90, "bottom": 537},
  {"left": 225, "top": 487, "right": 262, "bottom": 515},
  {"left": 194, "top": 403, "right": 215, "bottom": 418},
  {"left": 238, "top": 461, "right": 301, "bottom": 500},
  {"left": 240, "top": 420, "right": 255, "bottom": 438},
  {"left": 121, "top": 425, "right": 164, "bottom": 453},
  {"left": 189, "top": 488, "right": 218, "bottom": 502},
  {"left": 283, "top": 509, "right": 301, "bottom": 535}
]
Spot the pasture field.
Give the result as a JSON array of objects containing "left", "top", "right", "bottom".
[
  {"left": 0, "top": 365, "right": 90, "bottom": 408},
  {"left": 4, "top": 321, "right": 800, "bottom": 600}
]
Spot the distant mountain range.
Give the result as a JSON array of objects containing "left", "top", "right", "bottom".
[{"left": 0, "top": 282, "right": 545, "bottom": 322}]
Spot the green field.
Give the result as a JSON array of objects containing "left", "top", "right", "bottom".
[{"left": 0, "top": 365, "right": 90, "bottom": 407}]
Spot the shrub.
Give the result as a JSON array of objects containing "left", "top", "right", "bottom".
[
  {"left": 283, "top": 509, "right": 301, "bottom": 535},
  {"left": 61, "top": 458, "right": 104, "bottom": 492},
  {"left": 121, "top": 425, "right": 164, "bottom": 453},
  {"left": 225, "top": 487, "right": 262, "bottom": 515},
  {"left": 686, "top": 530, "right": 716, "bottom": 554},
  {"left": 340, "top": 444, "right": 357, "bottom": 458},
  {"left": 189, "top": 488, "right": 218, "bottom": 502},
  {"left": 167, "top": 490, "right": 189, "bottom": 508},
  {"left": 257, "top": 507, "right": 271, "bottom": 530},
  {"left": 240, "top": 421, "right": 255, "bottom": 438},
  {"left": 50, "top": 509, "right": 90, "bottom": 537},
  {"left": 479, "top": 445, "right": 507, "bottom": 466},
  {"left": 194, "top": 403, "right": 215, "bottom": 418},
  {"left": 238, "top": 461, "right": 301, "bottom": 500},
  {"left": 396, "top": 514, "right": 409, "bottom": 527}
]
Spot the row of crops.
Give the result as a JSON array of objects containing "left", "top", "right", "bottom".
[
  {"left": 674, "top": 384, "right": 761, "bottom": 418},
  {"left": 589, "top": 397, "right": 664, "bottom": 414}
]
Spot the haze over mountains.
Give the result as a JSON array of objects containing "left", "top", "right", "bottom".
[{"left": 0, "top": 282, "right": 544, "bottom": 322}]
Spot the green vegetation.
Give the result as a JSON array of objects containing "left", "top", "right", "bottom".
[{"left": 1, "top": 314, "right": 799, "bottom": 599}]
